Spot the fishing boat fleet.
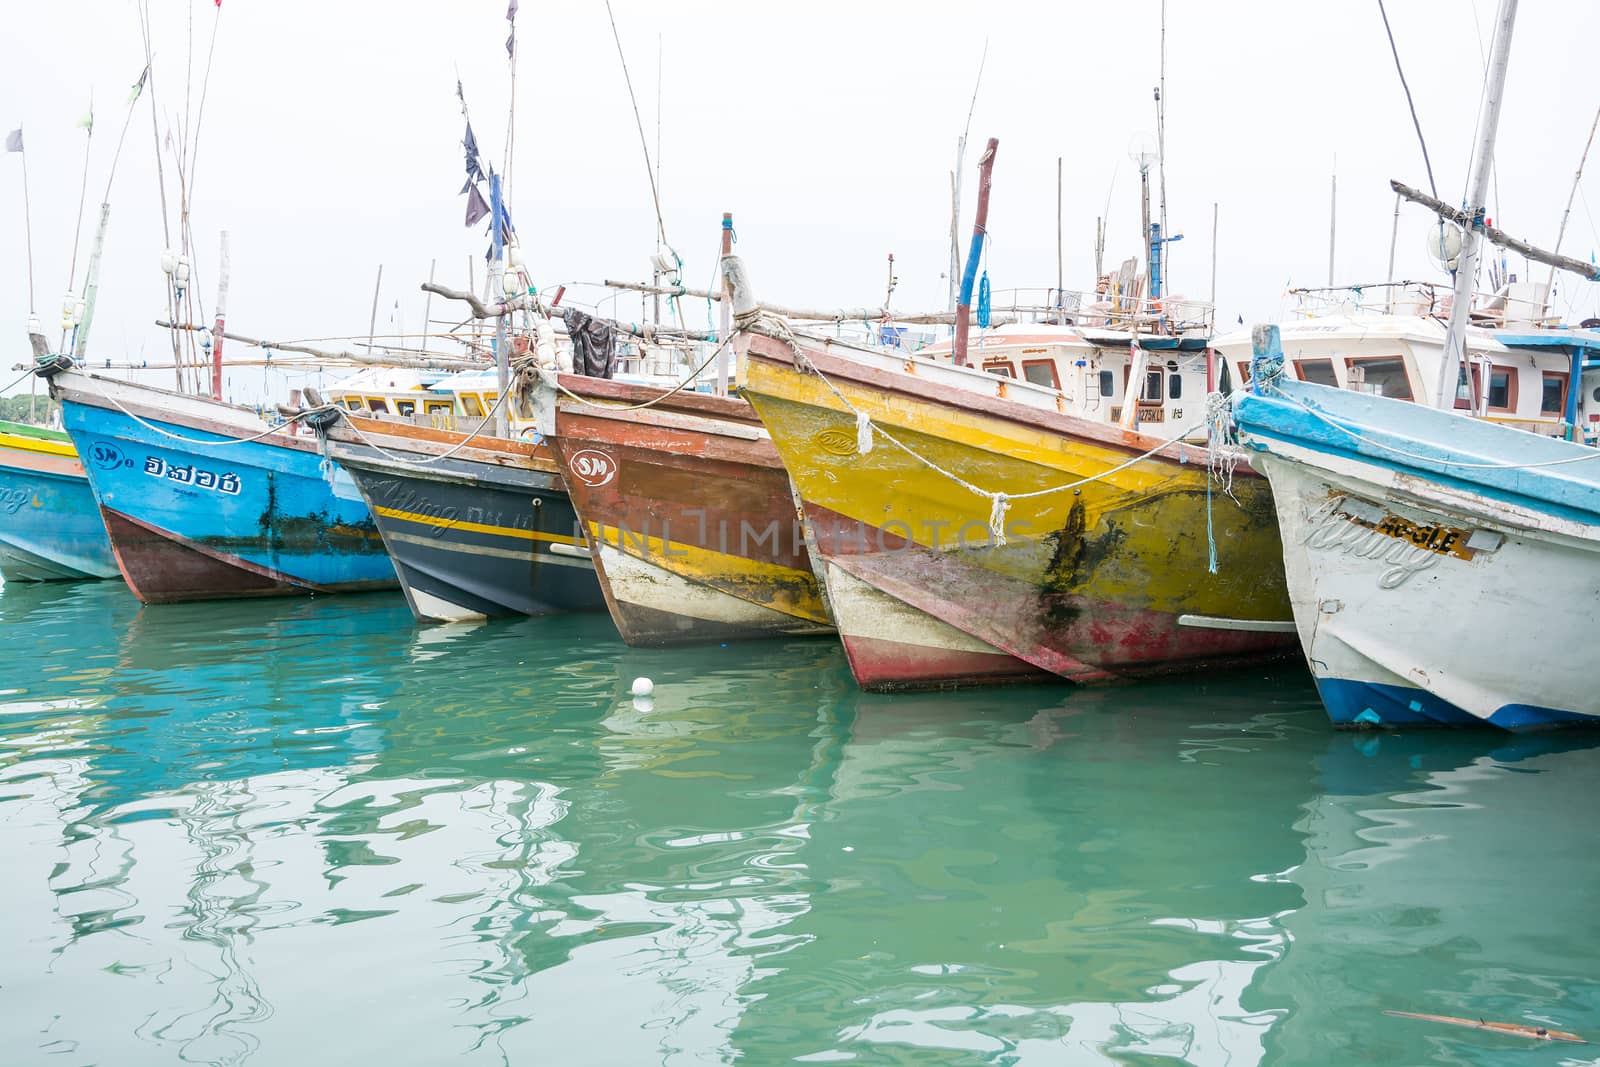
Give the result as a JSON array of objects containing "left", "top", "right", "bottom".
[{"left": 5, "top": 0, "right": 1597, "bottom": 731}]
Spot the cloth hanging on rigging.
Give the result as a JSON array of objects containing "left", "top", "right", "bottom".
[{"left": 562, "top": 308, "right": 617, "bottom": 379}]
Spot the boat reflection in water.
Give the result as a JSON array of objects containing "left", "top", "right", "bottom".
[{"left": 1, "top": 586, "right": 1596, "bottom": 1065}]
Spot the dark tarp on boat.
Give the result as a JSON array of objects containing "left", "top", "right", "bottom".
[{"left": 562, "top": 308, "right": 617, "bottom": 379}]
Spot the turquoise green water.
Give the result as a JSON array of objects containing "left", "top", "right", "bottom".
[{"left": 1, "top": 580, "right": 1597, "bottom": 1066}]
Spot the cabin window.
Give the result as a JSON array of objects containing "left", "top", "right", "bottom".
[
  {"left": 1453, "top": 364, "right": 1476, "bottom": 410},
  {"left": 1541, "top": 372, "right": 1568, "bottom": 417},
  {"left": 1486, "top": 366, "right": 1516, "bottom": 412},
  {"left": 461, "top": 394, "right": 485, "bottom": 417},
  {"left": 1128, "top": 367, "right": 1163, "bottom": 402},
  {"left": 983, "top": 361, "right": 1016, "bottom": 378},
  {"left": 1295, "top": 358, "right": 1338, "bottom": 386},
  {"left": 1098, "top": 370, "right": 1115, "bottom": 396},
  {"left": 1346, "top": 357, "right": 1413, "bottom": 401},
  {"left": 424, "top": 401, "right": 452, "bottom": 415},
  {"left": 396, "top": 400, "right": 416, "bottom": 417},
  {"left": 341, "top": 398, "right": 361, "bottom": 410},
  {"left": 1168, "top": 373, "right": 1183, "bottom": 399},
  {"left": 368, "top": 398, "right": 390, "bottom": 414},
  {"left": 1021, "top": 360, "right": 1059, "bottom": 388}
]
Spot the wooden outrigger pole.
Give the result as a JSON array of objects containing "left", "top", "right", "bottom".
[{"left": 1391, "top": 180, "right": 1600, "bottom": 283}]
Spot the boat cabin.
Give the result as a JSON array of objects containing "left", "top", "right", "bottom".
[
  {"left": 1212, "top": 282, "right": 1600, "bottom": 441},
  {"left": 326, "top": 367, "right": 458, "bottom": 424},
  {"left": 912, "top": 322, "right": 1214, "bottom": 441}
]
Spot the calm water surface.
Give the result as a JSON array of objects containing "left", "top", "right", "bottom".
[{"left": 1, "top": 580, "right": 1596, "bottom": 1066}]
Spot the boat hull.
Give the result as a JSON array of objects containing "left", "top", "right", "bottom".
[
  {"left": 739, "top": 332, "right": 1294, "bottom": 691},
  {"left": 1237, "top": 381, "right": 1600, "bottom": 730},
  {"left": 50, "top": 370, "right": 396, "bottom": 603},
  {"left": 547, "top": 376, "right": 832, "bottom": 646},
  {"left": 327, "top": 417, "right": 605, "bottom": 622},
  {"left": 0, "top": 424, "right": 119, "bottom": 582}
]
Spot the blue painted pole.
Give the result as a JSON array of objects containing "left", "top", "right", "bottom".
[
  {"left": 1566, "top": 345, "right": 1582, "bottom": 441},
  {"left": 953, "top": 137, "right": 999, "bottom": 367},
  {"left": 1149, "top": 222, "right": 1163, "bottom": 301},
  {"left": 490, "top": 172, "right": 508, "bottom": 437}
]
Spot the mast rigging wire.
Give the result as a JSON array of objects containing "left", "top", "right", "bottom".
[
  {"left": 602, "top": 0, "right": 672, "bottom": 254},
  {"left": 1375, "top": 0, "right": 1440, "bottom": 202}
]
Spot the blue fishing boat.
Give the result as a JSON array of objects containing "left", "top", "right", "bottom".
[
  {"left": 0, "top": 419, "right": 119, "bottom": 582},
  {"left": 44, "top": 364, "right": 396, "bottom": 603},
  {"left": 1233, "top": 325, "right": 1600, "bottom": 728}
]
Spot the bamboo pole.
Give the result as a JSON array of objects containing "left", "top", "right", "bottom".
[
  {"left": 1542, "top": 102, "right": 1600, "bottom": 319},
  {"left": 1209, "top": 202, "right": 1218, "bottom": 308},
  {"left": 156, "top": 320, "right": 487, "bottom": 370},
  {"left": 421, "top": 283, "right": 719, "bottom": 341},
  {"left": 76, "top": 203, "right": 111, "bottom": 361},
  {"left": 366, "top": 264, "right": 383, "bottom": 355},
  {"left": 1435, "top": 0, "right": 1518, "bottom": 413},
  {"left": 1327, "top": 167, "right": 1337, "bottom": 287},
  {"left": 1392, "top": 180, "right": 1598, "bottom": 282},
  {"left": 1056, "top": 157, "right": 1064, "bottom": 303},
  {"left": 1386, "top": 192, "right": 1401, "bottom": 312},
  {"left": 212, "top": 231, "right": 229, "bottom": 399},
  {"left": 600, "top": 279, "right": 1017, "bottom": 326},
  {"left": 717, "top": 212, "right": 733, "bottom": 395}
]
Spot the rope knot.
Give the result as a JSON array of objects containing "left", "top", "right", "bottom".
[
  {"left": 855, "top": 410, "right": 873, "bottom": 454},
  {"left": 988, "top": 492, "right": 1010, "bottom": 546}
]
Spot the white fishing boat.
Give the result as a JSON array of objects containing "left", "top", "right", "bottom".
[{"left": 1234, "top": 324, "right": 1600, "bottom": 728}]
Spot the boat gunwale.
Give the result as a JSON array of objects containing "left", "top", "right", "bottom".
[{"left": 740, "top": 331, "right": 1260, "bottom": 477}]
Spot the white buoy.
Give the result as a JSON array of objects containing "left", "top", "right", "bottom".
[{"left": 630, "top": 677, "right": 654, "bottom": 697}]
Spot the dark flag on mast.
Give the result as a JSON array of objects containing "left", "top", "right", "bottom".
[
  {"left": 462, "top": 121, "right": 485, "bottom": 184},
  {"left": 506, "top": 0, "right": 517, "bottom": 58},
  {"left": 460, "top": 114, "right": 489, "bottom": 226},
  {"left": 464, "top": 182, "right": 489, "bottom": 227}
]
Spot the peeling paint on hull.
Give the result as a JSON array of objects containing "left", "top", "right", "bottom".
[{"left": 548, "top": 376, "right": 832, "bottom": 647}]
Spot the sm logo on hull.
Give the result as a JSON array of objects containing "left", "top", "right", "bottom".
[{"left": 569, "top": 449, "right": 617, "bottom": 488}]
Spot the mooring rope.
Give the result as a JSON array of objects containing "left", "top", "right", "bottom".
[
  {"left": 751, "top": 319, "right": 1222, "bottom": 546},
  {"left": 102, "top": 389, "right": 337, "bottom": 447},
  {"left": 539, "top": 335, "right": 731, "bottom": 413}
]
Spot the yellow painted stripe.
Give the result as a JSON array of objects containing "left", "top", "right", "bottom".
[
  {"left": 374, "top": 505, "right": 582, "bottom": 546},
  {"left": 589, "top": 521, "right": 829, "bottom": 623},
  {"left": 0, "top": 432, "right": 77, "bottom": 460}
]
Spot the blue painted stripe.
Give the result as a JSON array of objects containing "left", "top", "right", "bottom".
[
  {"left": 1234, "top": 379, "right": 1600, "bottom": 527},
  {"left": 1316, "top": 677, "right": 1595, "bottom": 731}
]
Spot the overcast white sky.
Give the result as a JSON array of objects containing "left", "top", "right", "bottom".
[{"left": 5, "top": 0, "right": 1600, "bottom": 403}]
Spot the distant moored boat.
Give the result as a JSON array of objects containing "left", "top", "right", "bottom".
[{"left": 0, "top": 418, "right": 119, "bottom": 582}]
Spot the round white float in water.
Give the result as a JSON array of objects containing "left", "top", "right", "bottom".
[{"left": 630, "top": 677, "right": 654, "bottom": 697}]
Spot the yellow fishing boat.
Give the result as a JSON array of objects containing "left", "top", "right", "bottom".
[{"left": 736, "top": 320, "right": 1295, "bottom": 691}]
